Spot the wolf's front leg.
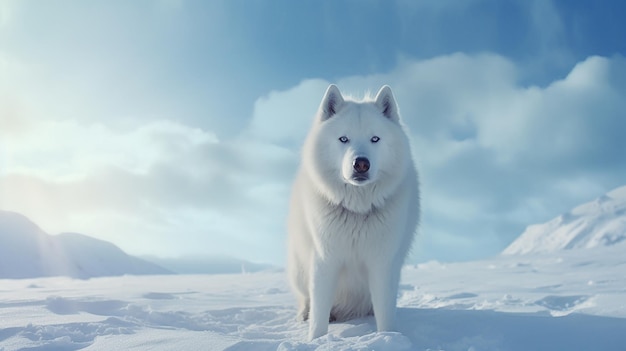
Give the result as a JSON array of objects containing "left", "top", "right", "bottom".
[
  {"left": 368, "top": 263, "right": 400, "bottom": 332},
  {"left": 307, "top": 257, "right": 339, "bottom": 340}
]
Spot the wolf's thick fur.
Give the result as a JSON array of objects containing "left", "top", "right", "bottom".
[{"left": 287, "top": 85, "right": 420, "bottom": 340}]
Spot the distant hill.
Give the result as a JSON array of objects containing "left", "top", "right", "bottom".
[
  {"left": 503, "top": 185, "right": 626, "bottom": 255},
  {"left": 0, "top": 210, "right": 171, "bottom": 279},
  {"left": 142, "top": 255, "right": 276, "bottom": 275}
]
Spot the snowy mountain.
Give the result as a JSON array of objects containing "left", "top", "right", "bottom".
[
  {"left": 0, "top": 210, "right": 171, "bottom": 279},
  {"left": 503, "top": 185, "right": 626, "bottom": 255}
]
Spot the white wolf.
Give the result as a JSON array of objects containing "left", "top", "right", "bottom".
[{"left": 287, "top": 84, "right": 420, "bottom": 340}]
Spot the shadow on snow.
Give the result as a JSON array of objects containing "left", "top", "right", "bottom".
[{"left": 399, "top": 308, "right": 626, "bottom": 351}]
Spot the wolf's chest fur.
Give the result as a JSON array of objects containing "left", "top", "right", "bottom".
[{"left": 313, "top": 199, "right": 397, "bottom": 257}]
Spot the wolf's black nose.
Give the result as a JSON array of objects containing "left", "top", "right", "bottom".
[{"left": 353, "top": 157, "right": 370, "bottom": 173}]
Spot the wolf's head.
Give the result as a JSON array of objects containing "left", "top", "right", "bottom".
[{"left": 303, "top": 85, "right": 412, "bottom": 211}]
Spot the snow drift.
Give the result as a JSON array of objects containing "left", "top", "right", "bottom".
[{"left": 503, "top": 185, "right": 626, "bottom": 255}]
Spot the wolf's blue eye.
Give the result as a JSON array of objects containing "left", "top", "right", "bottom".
[
  {"left": 371, "top": 136, "right": 380, "bottom": 143},
  {"left": 339, "top": 136, "right": 349, "bottom": 143}
]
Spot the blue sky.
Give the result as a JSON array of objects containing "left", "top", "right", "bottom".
[{"left": 1, "top": 0, "right": 625, "bottom": 264}]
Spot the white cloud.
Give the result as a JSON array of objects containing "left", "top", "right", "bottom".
[
  {"left": 2, "top": 119, "right": 218, "bottom": 181},
  {"left": 245, "top": 78, "right": 330, "bottom": 147}
]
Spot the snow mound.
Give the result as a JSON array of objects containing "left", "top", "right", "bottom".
[
  {"left": 0, "top": 210, "right": 171, "bottom": 279},
  {"left": 503, "top": 185, "right": 626, "bottom": 255}
]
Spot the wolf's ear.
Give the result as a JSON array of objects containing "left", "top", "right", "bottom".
[
  {"left": 319, "top": 84, "right": 344, "bottom": 121},
  {"left": 374, "top": 85, "right": 399, "bottom": 122}
]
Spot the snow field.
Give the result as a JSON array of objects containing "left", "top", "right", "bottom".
[{"left": 1, "top": 245, "right": 625, "bottom": 351}]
